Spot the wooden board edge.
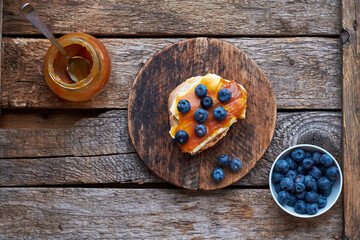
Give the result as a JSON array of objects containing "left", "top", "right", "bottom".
[{"left": 342, "top": 0, "right": 360, "bottom": 239}]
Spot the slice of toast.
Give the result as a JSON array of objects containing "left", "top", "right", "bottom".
[{"left": 168, "top": 74, "right": 247, "bottom": 155}]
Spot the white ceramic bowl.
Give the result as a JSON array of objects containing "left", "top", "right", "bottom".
[{"left": 269, "top": 144, "right": 343, "bottom": 218}]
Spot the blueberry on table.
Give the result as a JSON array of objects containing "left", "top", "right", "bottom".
[
  {"left": 274, "top": 183, "right": 281, "bottom": 193},
  {"left": 302, "top": 158, "right": 314, "bottom": 170},
  {"left": 211, "top": 168, "right": 225, "bottom": 182},
  {"left": 287, "top": 194, "right": 298, "bottom": 207},
  {"left": 295, "top": 182, "right": 305, "bottom": 193},
  {"left": 213, "top": 107, "right": 227, "bottom": 121},
  {"left": 280, "top": 177, "right": 294, "bottom": 191},
  {"left": 177, "top": 99, "right": 191, "bottom": 113},
  {"left": 272, "top": 172, "right": 284, "bottom": 184},
  {"left": 320, "top": 154, "right": 333, "bottom": 167},
  {"left": 307, "top": 203, "right": 319, "bottom": 215},
  {"left": 312, "top": 152, "right": 322, "bottom": 165},
  {"left": 217, "top": 154, "right": 230, "bottom": 167},
  {"left": 175, "top": 130, "right": 189, "bottom": 144},
  {"left": 296, "top": 191, "right": 306, "bottom": 200},
  {"left": 285, "top": 170, "right": 297, "bottom": 181},
  {"left": 200, "top": 96, "right": 213, "bottom": 109},
  {"left": 308, "top": 166, "right": 322, "bottom": 180},
  {"left": 195, "top": 124, "right": 207, "bottom": 137},
  {"left": 317, "top": 195, "right": 327, "bottom": 208},
  {"left": 278, "top": 190, "right": 290, "bottom": 205},
  {"left": 195, "top": 84, "right": 208, "bottom": 98},
  {"left": 326, "top": 166, "right": 340, "bottom": 182},
  {"left": 285, "top": 156, "right": 298, "bottom": 170},
  {"left": 295, "top": 174, "right": 305, "bottom": 183},
  {"left": 304, "top": 175, "right": 316, "bottom": 189},
  {"left": 218, "top": 88, "right": 232, "bottom": 103},
  {"left": 229, "top": 158, "right": 242, "bottom": 172},
  {"left": 194, "top": 109, "right": 208, "bottom": 123},
  {"left": 294, "top": 200, "right": 307, "bottom": 214},
  {"left": 305, "top": 191, "right": 319, "bottom": 203},
  {"left": 274, "top": 160, "right": 290, "bottom": 173},
  {"left": 296, "top": 165, "right": 307, "bottom": 175},
  {"left": 317, "top": 177, "right": 332, "bottom": 191}
]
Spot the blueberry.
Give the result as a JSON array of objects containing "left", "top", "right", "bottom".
[
  {"left": 177, "top": 100, "right": 191, "bottom": 113},
  {"left": 318, "top": 165, "right": 328, "bottom": 175},
  {"left": 318, "top": 177, "right": 332, "bottom": 191},
  {"left": 295, "top": 174, "right": 305, "bottom": 184},
  {"left": 218, "top": 88, "right": 232, "bottom": 103},
  {"left": 285, "top": 170, "right": 297, "bottom": 181},
  {"left": 326, "top": 166, "right": 340, "bottom": 182},
  {"left": 311, "top": 184, "right": 318, "bottom": 192},
  {"left": 194, "top": 109, "right": 208, "bottom": 123},
  {"left": 312, "top": 152, "right": 322, "bottom": 165},
  {"left": 320, "top": 188, "right": 332, "bottom": 197},
  {"left": 280, "top": 177, "right": 294, "bottom": 191},
  {"left": 200, "top": 96, "right": 213, "bottom": 109},
  {"left": 275, "top": 160, "right": 290, "bottom": 173},
  {"left": 175, "top": 130, "right": 189, "bottom": 144},
  {"left": 285, "top": 156, "right": 298, "bottom": 170},
  {"left": 296, "top": 191, "right": 306, "bottom": 200},
  {"left": 195, "top": 124, "right": 207, "bottom": 137},
  {"left": 287, "top": 194, "right": 298, "bottom": 207},
  {"left": 297, "top": 165, "right": 307, "bottom": 175},
  {"left": 308, "top": 166, "right": 322, "bottom": 180},
  {"left": 195, "top": 84, "right": 208, "bottom": 98},
  {"left": 229, "top": 158, "right": 242, "bottom": 172},
  {"left": 302, "top": 158, "right": 314, "bottom": 170},
  {"left": 213, "top": 107, "right": 227, "bottom": 121},
  {"left": 278, "top": 191, "right": 290, "bottom": 205},
  {"left": 317, "top": 195, "right": 327, "bottom": 208},
  {"left": 291, "top": 149, "right": 305, "bottom": 162},
  {"left": 217, "top": 154, "right": 230, "bottom": 167},
  {"left": 307, "top": 203, "right": 319, "bottom": 215},
  {"left": 320, "top": 154, "right": 333, "bottom": 167},
  {"left": 305, "top": 152, "right": 312, "bottom": 158},
  {"left": 304, "top": 175, "right": 316, "bottom": 189},
  {"left": 305, "top": 191, "right": 319, "bottom": 203},
  {"left": 294, "top": 200, "right": 307, "bottom": 214},
  {"left": 274, "top": 183, "right": 281, "bottom": 193},
  {"left": 272, "top": 172, "right": 284, "bottom": 184},
  {"left": 295, "top": 182, "right": 306, "bottom": 193},
  {"left": 211, "top": 168, "right": 225, "bottom": 182}
]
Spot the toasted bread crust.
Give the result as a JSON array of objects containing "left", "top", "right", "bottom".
[{"left": 168, "top": 75, "right": 243, "bottom": 155}]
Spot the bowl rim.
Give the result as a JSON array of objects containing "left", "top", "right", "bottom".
[{"left": 269, "top": 144, "right": 343, "bottom": 218}]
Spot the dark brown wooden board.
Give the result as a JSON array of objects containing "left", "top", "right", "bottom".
[
  {"left": 128, "top": 38, "right": 276, "bottom": 190},
  {"left": 3, "top": 0, "right": 340, "bottom": 36},
  {"left": 342, "top": 0, "right": 360, "bottom": 239},
  {"left": 0, "top": 188, "right": 343, "bottom": 239}
]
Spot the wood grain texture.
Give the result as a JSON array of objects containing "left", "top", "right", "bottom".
[
  {"left": 128, "top": 38, "right": 276, "bottom": 190},
  {"left": 1, "top": 37, "right": 341, "bottom": 109},
  {"left": 0, "top": 111, "right": 341, "bottom": 187},
  {"left": 3, "top": 0, "right": 340, "bottom": 36},
  {"left": 0, "top": 0, "right": 2, "bottom": 115},
  {"left": 342, "top": 0, "right": 360, "bottom": 239},
  {"left": 0, "top": 188, "right": 343, "bottom": 239}
]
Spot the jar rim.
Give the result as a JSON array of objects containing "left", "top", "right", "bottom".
[{"left": 46, "top": 37, "right": 100, "bottom": 89}]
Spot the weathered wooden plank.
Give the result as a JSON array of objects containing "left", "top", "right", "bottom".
[
  {"left": 0, "top": 0, "right": 3, "bottom": 115},
  {"left": 0, "top": 111, "right": 341, "bottom": 187},
  {"left": 0, "top": 188, "right": 343, "bottom": 239},
  {"left": 342, "top": 0, "right": 360, "bottom": 239},
  {"left": 1, "top": 37, "right": 341, "bottom": 109},
  {"left": 3, "top": 0, "right": 340, "bottom": 36}
]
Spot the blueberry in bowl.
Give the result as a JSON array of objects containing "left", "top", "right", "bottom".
[{"left": 269, "top": 144, "right": 342, "bottom": 218}]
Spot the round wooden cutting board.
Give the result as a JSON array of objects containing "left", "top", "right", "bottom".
[{"left": 128, "top": 38, "right": 276, "bottom": 190}]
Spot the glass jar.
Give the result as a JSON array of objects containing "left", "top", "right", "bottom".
[{"left": 43, "top": 33, "right": 111, "bottom": 101}]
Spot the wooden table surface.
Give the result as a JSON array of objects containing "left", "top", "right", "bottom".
[{"left": 0, "top": 0, "right": 359, "bottom": 239}]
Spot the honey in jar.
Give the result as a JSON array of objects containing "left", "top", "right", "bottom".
[{"left": 43, "top": 33, "right": 111, "bottom": 101}]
